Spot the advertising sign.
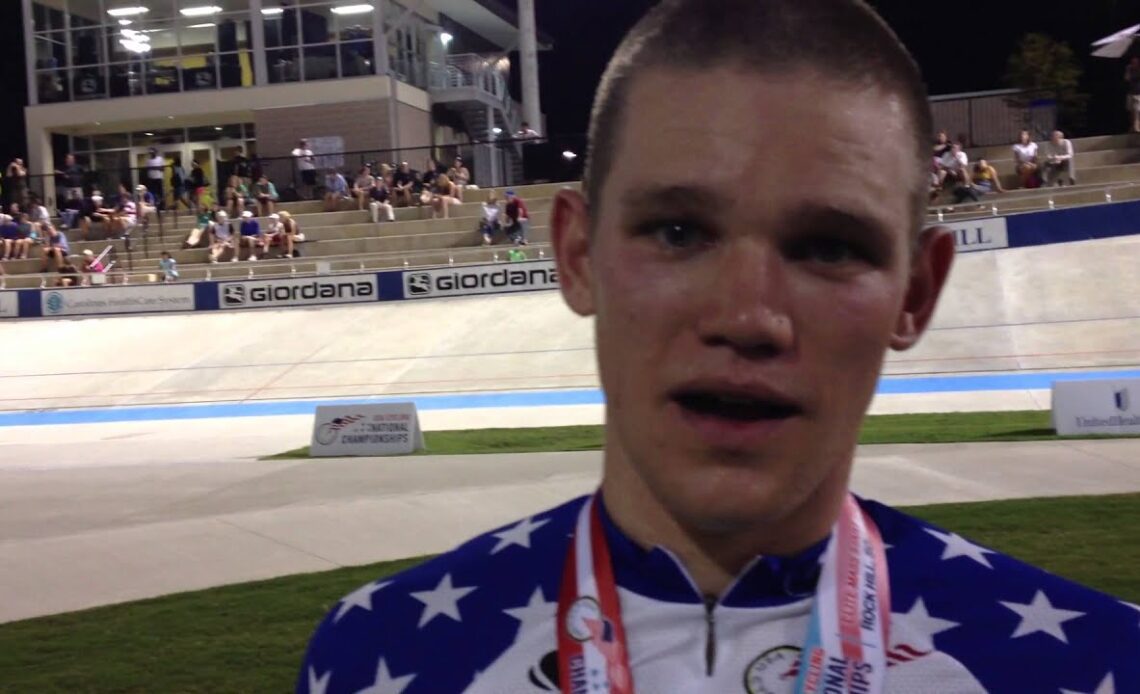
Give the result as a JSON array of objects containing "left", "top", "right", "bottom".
[
  {"left": 940, "top": 217, "right": 1009, "bottom": 253},
  {"left": 310, "top": 404, "right": 426, "bottom": 457},
  {"left": 1053, "top": 379, "right": 1140, "bottom": 435},
  {"left": 40, "top": 284, "right": 194, "bottom": 317},
  {"left": 0, "top": 291, "right": 17, "bottom": 319},
  {"left": 218, "top": 273, "right": 378, "bottom": 310},
  {"left": 403, "top": 260, "right": 559, "bottom": 299}
]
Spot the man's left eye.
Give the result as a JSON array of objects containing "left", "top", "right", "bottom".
[{"left": 787, "top": 237, "right": 868, "bottom": 265}]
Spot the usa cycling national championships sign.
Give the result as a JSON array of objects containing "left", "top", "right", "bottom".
[
  {"left": 218, "top": 273, "right": 378, "bottom": 310},
  {"left": 310, "top": 403, "right": 426, "bottom": 457},
  {"left": 403, "top": 260, "right": 559, "bottom": 299}
]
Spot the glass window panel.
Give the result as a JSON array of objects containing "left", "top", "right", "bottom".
[
  {"left": 267, "top": 46, "right": 300, "bottom": 83},
  {"left": 33, "top": 32, "right": 68, "bottom": 70},
  {"left": 177, "top": 22, "right": 217, "bottom": 56},
  {"left": 92, "top": 133, "right": 130, "bottom": 150},
  {"left": 71, "top": 66, "right": 108, "bottom": 100},
  {"left": 106, "top": 61, "right": 147, "bottom": 97},
  {"left": 302, "top": 43, "right": 338, "bottom": 82},
  {"left": 215, "top": 51, "right": 251, "bottom": 88},
  {"left": 32, "top": 2, "right": 67, "bottom": 32},
  {"left": 72, "top": 136, "right": 94, "bottom": 152},
  {"left": 133, "top": 129, "right": 184, "bottom": 148},
  {"left": 299, "top": 5, "right": 334, "bottom": 45},
  {"left": 71, "top": 25, "right": 105, "bottom": 67},
  {"left": 36, "top": 69, "right": 69, "bottom": 103}
]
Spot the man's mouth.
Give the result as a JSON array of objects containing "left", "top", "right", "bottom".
[{"left": 671, "top": 389, "right": 803, "bottom": 423}]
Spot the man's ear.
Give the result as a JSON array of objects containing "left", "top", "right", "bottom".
[
  {"left": 890, "top": 226, "right": 956, "bottom": 351},
  {"left": 551, "top": 189, "right": 596, "bottom": 317}
]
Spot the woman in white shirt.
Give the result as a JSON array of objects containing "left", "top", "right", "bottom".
[{"left": 1012, "top": 130, "right": 1039, "bottom": 189}]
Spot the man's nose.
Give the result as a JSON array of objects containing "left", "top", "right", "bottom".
[{"left": 695, "top": 239, "right": 795, "bottom": 358}]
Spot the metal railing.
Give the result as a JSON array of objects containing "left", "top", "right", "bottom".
[{"left": 930, "top": 88, "right": 1058, "bottom": 147}]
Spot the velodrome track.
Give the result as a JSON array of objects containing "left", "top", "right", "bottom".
[{"left": 2, "top": 234, "right": 1140, "bottom": 623}]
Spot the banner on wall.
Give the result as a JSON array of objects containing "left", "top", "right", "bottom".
[
  {"left": 218, "top": 273, "right": 379, "bottom": 310},
  {"left": 941, "top": 217, "right": 1010, "bottom": 253},
  {"left": 0, "top": 292, "right": 17, "bottom": 319},
  {"left": 402, "top": 260, "right": 560, "bottom": 299},
  {"left": 40, "top": 284, "right": 195, "bottom": 317},
  {"left": 1053, "top": 379, "right": 1140, "bottom": 435}
]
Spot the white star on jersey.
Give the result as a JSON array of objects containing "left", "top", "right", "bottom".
[
  {"left": 892, "top": 597, "right": 960, "bottom": 651},
  {"left": 1061, "top": 672, "right": 1116, "bottom": 694},
  {"left": 409, "top": 573, "right": 478, "bottom": 628},
  {"left": 308, "top": 666, "right": 331, "bottom": 694},
  {"left": 503, "top": 586, "right": 556, "bottom": 631},
  {"left": 1000, "top": 590, "right": 1085, "bottom": 644},
  {"left": 357, "top": 657, "right": 415, "bottom": 694},
  {"left": 334, "top": 580, "right": 391, "bottom": 622},
  {"left": 490, "top": 517, "right": 550, "bottom": 554},
  {"left": 924, "top": 528, "right": 996, "bottom": 568}
]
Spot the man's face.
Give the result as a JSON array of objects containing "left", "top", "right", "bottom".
[
  {"left": 1052, "top": 131, "right": 1063, "bottom": 143},
  {"left": 554, "top": 66, "right": 952, "bottom": 534}
]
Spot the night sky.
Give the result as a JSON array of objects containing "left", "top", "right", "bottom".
[{"left": 1, "top": 0, "right": 1137, "bottom": 164}]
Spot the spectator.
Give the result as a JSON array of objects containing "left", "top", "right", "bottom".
[
  {"left": 1012, "top": 130, "right": 1039, "bottom": 189},
  {"left": 0, "top": 214, "right": 21, "bottom": 260},
  {"left": 208, "top": 209, "right": 233, "bottom": 263},
  {"left": 351, "top": 166, "right": 375, "bottom": 211},
  {"left": 516, "top": 121, "right": 540, "bottom": 139},
  {"left": 236, "top": 209, "right": 263, "bottom": 261},
  {"left": 231, "top": 147, "right": 251, "bottom": 186},
  {"left": 185, "top": 204, "right": 216, "bottom": 248},
  {"left": 479, "top": 192, "right": 502, "bottom": 245},
  {"left": 369, "top": 175, "right": 395, "bottom": 222},
  {"left": 5, "top": 158, "right": 28, "bottom": 209},
  {"left": 954, "top": 159, "right": 1005, "bottom": 204},
  {"left": 936, "top": 142, "right": 969, "bottom": 188},
  {"left": 188, "top": 160, "right": 209, "bottom": 210},
  {"left": 429, "top": 174, "right": 462, "bottom": 219},
  {"left": 507, "top": 247, "right": 527, "bottom": 262},
  {"left": 170, "top": 155, "right": 191, "bottom": 211},
  {"left": 15, "top": 212, "right": 41, "bottom": 259},
  {"left": 40, "top": 222, "right": 70, "bottom": 272},
  {"left": 292, "top": 138, "right": 317, "bottom": 198},
  {"left": 223, "top": 175, "right": 249, "bottom": 217},
  {"left": 503, "top": 189, "right": 530, "bottom": 245},
  {"left": 135, "top": 184, "right": 158, "bottom": 222},
  {"left": 144, "top": 148, "right": 165, "bottom": 207},
  {"left": 324, "top": 168, "right": 349, "bottom": 212},
  {"left": 28, "top": 195, "right": 49, "bottom": 226},
  {"left": 278, "top": 210, "right": 303, "bottom": 258},
  {"left": 391, "top": 162, "right": 416, "bottom": 207},
  {"left": 253, "top": 175, "right": 279, "bottom": 217},
  {"left": 78, "top": 188, "right": 106, "bottom": 240},
  {"left": 56, "top": 259, "right": 79, "bottom": 287},
  {"left": 1127, "top": 57, "right": 1140, "bottom": 134},
  {"left": 81, "top": 249, "right": 105, "bottom": 275},
  {"left": 932, "top": 130, "right": 952, "bottom": 158},
  {"left": 106, "top": 183, "right": 138, "bottom": 238},
  {"left": 56, "top": 153, "right": 86, "bottom": 203},
  {"left": 447, "top": 156, "right": 471, "bottom": 201},
  {"left": 159, "top": 251, "right": 179, "bottom": 282},
  {"left": 421, "top": 157, "right": 443, "bottom": 191},
  {"left": 1041, "top": 130, "right": 1076, "bottom": 186}
]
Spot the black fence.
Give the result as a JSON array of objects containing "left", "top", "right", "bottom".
[{"left": 930, "top": 89, "right": 1059, "bottom": 148}]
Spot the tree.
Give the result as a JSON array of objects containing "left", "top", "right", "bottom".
[{"left": 1005, "top": 33, "right": 1089, "bottom": 132}]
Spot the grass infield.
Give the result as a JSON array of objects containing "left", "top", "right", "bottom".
[
  {"left": 267, "top": 409, "right": 1137, "bottom": 459},
  {"left": 0, "top": 494, "right": 1137, "bottom": 692}
]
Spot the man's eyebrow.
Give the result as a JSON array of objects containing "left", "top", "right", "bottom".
[
  {"left": 619, "top": 184, "right": 730, "bottom": 211},
  {"left": 781, "top": 202, "right": 896, "bottom": 245}
]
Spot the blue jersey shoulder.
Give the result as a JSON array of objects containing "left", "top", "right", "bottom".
[{"left": 297, "top": 495, "right": 586, "bottom": 693}]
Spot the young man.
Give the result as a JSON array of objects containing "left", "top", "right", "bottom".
[
  {"left": 236, "top": 210, "right": 263, "bottom": 261},
  {"left": 144, "top": 148, "right": 165, "bottom": 207},
  {"left": 391, "top": 162, "right": 416, "bottom": 208},
  {"left": 207, "top": 209, "right": 233, "bottom": 264},
  {"left": 56, "top": 153, "right": 86, "bottom": 202},
  {"left": 292, "top": 139, "right": 317, "bottom": 198},
  {"left": 253, "top": 175, "right": 279, "bottom": 217},
  {"left": 504, "top": 189, "right": 530, "bottom": 245},
  {"left": 324, "top": 168, "right": 350, "bottom": 212},
  {"left": 299, "top": 2, "right": 1140, "bottom": 693},
  {"left": 1041, "top": 130, "right": 1077, "bottom": 187},
  {"left": 159, "top": 251, "right": 179, "bottom": 283}
]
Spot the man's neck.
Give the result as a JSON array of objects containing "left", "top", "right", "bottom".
[{"left": 599, "top": 456, "right": 847, "bottom": 598}]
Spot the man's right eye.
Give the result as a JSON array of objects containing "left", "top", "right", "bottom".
[{"left": 637, "top": 221, "right": 711, "bottom": 251}]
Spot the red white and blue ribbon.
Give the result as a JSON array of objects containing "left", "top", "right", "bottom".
[{"left": 557, "top": 493, "right": 890, "bottom": 694}]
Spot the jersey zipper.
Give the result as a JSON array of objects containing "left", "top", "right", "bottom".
[{"left": 703, "top": 596, "right": 717, "bottom": 676}]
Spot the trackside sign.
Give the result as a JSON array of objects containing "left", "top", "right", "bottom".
[
  {"left": 402, "top": 260, "right": 559, "bottom": 299},
  {"left": 218, "top": 273, "right": 378, "bottom": 309},
  {"left": 1052, "top": 378, "right": 1140, "bottom": 435},
  {"left": 310, "top": 403, "right": 426, "bottom": 456}
]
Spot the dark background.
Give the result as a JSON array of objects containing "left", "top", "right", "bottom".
[{"left": 1, "top": 0, "right": 1137, "bottom": 164}]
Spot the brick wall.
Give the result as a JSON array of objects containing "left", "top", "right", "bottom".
[{"left": 253, "top": 99, "right": 391, "bottom": 159}]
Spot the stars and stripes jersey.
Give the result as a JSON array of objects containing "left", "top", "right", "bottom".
[{"left": 298, "top": 495, "right": 1140, "bottom": 694}]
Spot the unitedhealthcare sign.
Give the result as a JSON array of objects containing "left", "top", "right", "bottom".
[{"left": 1052, "top": 378, "right": 1140, "bottom": 435}]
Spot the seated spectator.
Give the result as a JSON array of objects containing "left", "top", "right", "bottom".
[
  {"left": 252, "top": 175, "right": 278, "bottom": 217},
  {"left": 936, "top": 143, "right": 969, "bottom": 187},
  {"left": 185, "top": 205, "right": 218, "bottom": 248},
  {"left": 78, "top": 188, "right": 106, "bottom": 240},
  {"left": 421, "top": 158, "right": 443, "bottom": 192},
  {"left": 135, "top": 184, "right": 158, "bottom": 222},
  {"left": 369, "top": 176, "right": 395, "bottom": 223},
  {"left": 223, "top": 175, "right": 249, "bottom": 218},
  {"left": 159, "top": 251, "right": 179, "bottom": 283},
  {"left": 208, "top": 210, "right": 233, "bottom": 264},
  {"left": 503, "top": 189, "right": 530, "bottom": 245},
  {"left": 324, "top": 168, "right": 350, "bottom": 212},
  {"left": 932, "top": 130, "right": 952, "bottom": 159},
  {"left": 278, "top": 210, "right": 303, "bottom": 258},
  {"left": 429, "top": 174, "right": 463, "bottom": 219},
  {"left": 0, "top": 214, "right": 21, "bottom": 261},
  {"left": 81, "top": 249, "right": 106, "bottom": 276},
  {"left": 447, "top": 157, "right": 471, "bottom": 201},
  {"left": 56, "top": 259, "right": 79, "bottom": 287},
  {"left": 1041, "top": 130, "right": 1076, "bottom": 186},
  {"left": 40, "top": 222, "right": 70, "bottom": 272},
  {"left": 263, "top": 212, "right": 284, "bottom": 250},
  {"left": 12, "top": 213, "right": 38, "bottom": 260},
  {"left": 391, "top": 162, "right": 416, "bottom": 207},
  {"left": 97, "top": 184, "right": 136, "bottom": 239},
  {"left": 479, "top": 192, "right": 502, "bottom": 245},
  {"left": 352, "top": 166, "right": 375, "bottom": 211},
  {"left": 188, "top": 160, "right": 209, "bottom": 211},
  {"left": 516, "top": 121, "right": 540, "bottom": 139},
  {"left": 1012, "top": 130, "right": 1039, "bottom": 189},
  {"left": 971, "top": 159, "right": 1005, "bottom": 196},
  {"left": 236, "top": 210, "right": 263, "bottom": 261}
]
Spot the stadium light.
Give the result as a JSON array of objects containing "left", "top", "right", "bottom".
[
  {"left": 187, "top": 23, "right": 217, "bottom": 28},
  {"left": 118, "top": 19, "right": 133, "bottom": 25},
  {"left": 331, "top": 4, "right": 374, "bottom": 15},
  {"left": 440, "top": 32, "right": 454, "bottom": 47},
  {"left": 179, "top": 5, "right": 222, "bottom": 17},
  {"left": 492, "top": 127, "right": 503, "bottom": 135},
  {"left": 262, "top": 7, "right": 284, "bottom": 15},
  {"left": 562, "top": 150, "right": 578, "bottom": 161},
  {"left": 107, "top": 6, "right": 149, "bottom": 17}
]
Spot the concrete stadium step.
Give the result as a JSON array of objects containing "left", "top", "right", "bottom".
[
  {"left": 966, "top": 133, "right": 1140, "bottom": 162},
  {"left": 933, "top": 185, "right": 1140, "bottom": 223},
  {"left": 274, "top": 181, "right": 575, "bottom": 215},
  {"left": 985, "top": 147, "right": 1140, "bottom": 175}
]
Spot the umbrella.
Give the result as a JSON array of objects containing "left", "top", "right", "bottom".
[{"left": 1091, "top": 23, "right": 1139, "bottom": 58}]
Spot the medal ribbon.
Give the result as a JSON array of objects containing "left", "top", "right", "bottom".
[{"left": 556, "top": 493, "right": 890, "bottom": 694}]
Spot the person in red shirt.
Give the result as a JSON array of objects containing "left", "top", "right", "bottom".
[{"left": 504, "top": 189, "right": 530, "bottom": 245}]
